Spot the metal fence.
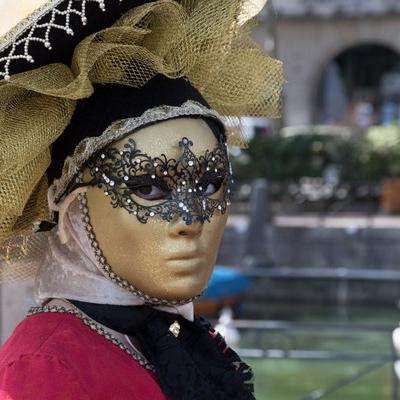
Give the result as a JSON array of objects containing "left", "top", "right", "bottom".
[{"left": 232, "top": 318, "right": 398, "bottom": 400}]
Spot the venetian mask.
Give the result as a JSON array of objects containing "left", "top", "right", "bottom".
[{"left": 80, "top": 117, "right": 231, "bottom": 302}]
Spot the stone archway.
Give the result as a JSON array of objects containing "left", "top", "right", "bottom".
[
  {"left": 275, "top": 15, "right": 400, "bottom": 126},
  {"left": 315, "top": 43, "right": 400, "bottom": 126}
]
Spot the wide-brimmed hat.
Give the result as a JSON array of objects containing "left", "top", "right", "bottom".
[{"left": 0, "top": 0, "right": 283, "bottom": 282}]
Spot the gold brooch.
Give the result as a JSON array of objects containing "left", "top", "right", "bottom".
[{"left": 169, "top": 320, "right": 181, "bottom": 338}]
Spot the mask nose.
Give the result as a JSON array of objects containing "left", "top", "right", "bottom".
[{"left": 168, "top": 212, "right": 203, "bottom": 238}]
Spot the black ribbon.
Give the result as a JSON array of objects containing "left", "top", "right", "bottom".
[{"left": 68, "top": 300, "right": 255, "bottom": 400}]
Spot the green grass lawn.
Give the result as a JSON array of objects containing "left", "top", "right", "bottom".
[{"left": 248, "top": 359, "right": 392, "bottom": 400}]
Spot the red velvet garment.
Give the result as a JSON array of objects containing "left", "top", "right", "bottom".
[{"left": 0, "top": 312, "right": 167, "bottom": 400}]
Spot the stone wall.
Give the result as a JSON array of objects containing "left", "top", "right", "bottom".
[
  {"left": 218, "top": 222, "right": 400, "bottom": 270},
  {"left": 217, "top": 221, "right": 400, "bottom": 306}
]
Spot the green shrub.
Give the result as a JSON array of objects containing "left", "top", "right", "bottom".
[{"left": 232, "top": 127, "right": 395, "bottom": 183}]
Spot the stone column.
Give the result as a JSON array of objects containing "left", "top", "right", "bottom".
[{"left": 0, "top": 281, "right": 35, "bottom": 344}]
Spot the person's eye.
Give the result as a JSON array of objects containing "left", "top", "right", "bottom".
[
  {"left": 122, "top": 174, "right": 170, "bottom": 201},
  {"left": 202, "top": 176, "right": 224, "bottom": 196},
  {"left": 133, "top": 185, "right": 168, "bottom": 201}
]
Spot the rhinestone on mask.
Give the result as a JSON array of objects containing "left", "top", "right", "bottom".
[{"left": 84, "top": 136, "right": 232, "bottom": 225}]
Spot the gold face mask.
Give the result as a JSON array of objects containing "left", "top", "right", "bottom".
[{"left": 81, "top": 118, "right": 230, "bottom": 302}]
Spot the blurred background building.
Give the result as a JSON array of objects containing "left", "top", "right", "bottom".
[
  {"left": 215, "top": 1, "right": 400, "bottom": 398},
  {"left": 274, "top": 0, "right": 400, "bottom": 128}
]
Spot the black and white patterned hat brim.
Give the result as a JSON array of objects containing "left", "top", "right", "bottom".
[{"left": 0, "top": 0, "right": 150, "bottom": 80}]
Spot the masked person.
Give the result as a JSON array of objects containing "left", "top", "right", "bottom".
[{"left": 0, "top": 1, "right": 282, "bottom": 399}]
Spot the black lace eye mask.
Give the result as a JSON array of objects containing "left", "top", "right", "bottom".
[{"left": 84, "top": 137, "right": 232, "bottom": 224}]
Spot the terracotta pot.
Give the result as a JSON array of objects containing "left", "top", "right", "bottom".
[
  {"left": 194, "top": 296, "right": 242, "bottom": 317},
  {"left": 381, "top": 178, "right": 400, "bottom": 214}
]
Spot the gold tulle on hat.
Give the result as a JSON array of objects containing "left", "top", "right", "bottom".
[{"left": 0, "top": 0, "right": 283, "bottom": 281}]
